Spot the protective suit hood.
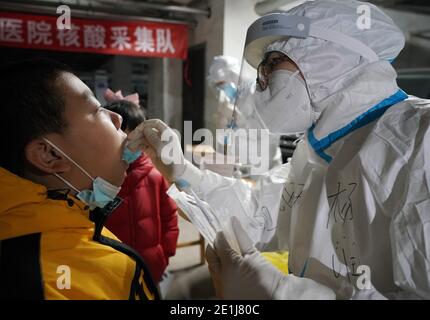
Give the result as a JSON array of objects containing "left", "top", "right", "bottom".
[{"left": 242, "top": 0, "right": 405, "bottom": 138}]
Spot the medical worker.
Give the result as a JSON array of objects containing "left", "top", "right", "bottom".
[
  {"left": 208, "top": 55, "right": 282, "bottom": 176},
  {"left": 130, "top": 0, "right": 430, "bottom": 299},
  {"left": 207, "top": 55, "right": 240, "bottom": 130}
]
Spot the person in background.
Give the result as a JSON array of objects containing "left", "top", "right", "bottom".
[
  {"left": 103, "top": 89, "right": 179, "bottom": 285},
  {"left": 207, "top": 55, "right": 241, "bottom": 131},
  {"left": 207, "top": 55, "right": 283, "bottom": 177}
]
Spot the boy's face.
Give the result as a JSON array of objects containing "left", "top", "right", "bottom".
[{"left": 45, "top": 72, "right": 128, "bottom": 189}]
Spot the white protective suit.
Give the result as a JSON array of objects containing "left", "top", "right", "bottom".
[{"left": 174, "top": 0, "right": 430, "bottom": 299}]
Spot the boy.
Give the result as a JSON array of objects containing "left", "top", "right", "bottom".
[{"left": 0, "top": 59, "right": 158, "bottom": 300}]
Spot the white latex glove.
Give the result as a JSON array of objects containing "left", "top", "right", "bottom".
[
  {"left": 127, "top": 119, "right": 199, "bottom": 185},
  {"left": 205, "top": 217, "right": 336, "bottom": 300}
]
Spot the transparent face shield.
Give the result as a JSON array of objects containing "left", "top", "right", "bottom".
[
  {"left": 226, "top": 14, "right": 311, "bottom": 138},
  {"left": 227, "top": 11, "right": 380, "bottom": 135},
  {"left": 227, "top": 59, "right": 259, "bottom": 131},
  {"left": 224, "top": 55, "right": 309, "bottom": 176},
  {"left": 230, "top": 52, "right": 304, "bottom": 133},
  {"left": 217, "top": 14, "right": 311, "bottom": 176},
  {"left": 215, "top": 58, "right": 270, "bottom": 177},
  {"left": 219, "top": 14, "right": 309, "bottom": 177},
  {"left": 222, "top": 12, "right": 380, "bottom": 174}
]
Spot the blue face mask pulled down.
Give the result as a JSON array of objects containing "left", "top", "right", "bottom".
[
  {"left": 77, "top": 177, "right": 122, "bottom": 210},
  {"left": 217, "top": 83, "right": 237, "bottom": 102},
  {"left": 122, "top": 144, "right": 142, "bottom": 164},
  {"left": 43, "top": 138, "right": 123, "bottom": 210}
]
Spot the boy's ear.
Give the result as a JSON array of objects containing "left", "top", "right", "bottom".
[{"left": 24, "top": 138, "right": 71, "bottom": 174}]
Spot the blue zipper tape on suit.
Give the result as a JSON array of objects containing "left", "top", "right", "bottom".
[{"left": 308, "top": 89, "right": 408, "bottom": 163}]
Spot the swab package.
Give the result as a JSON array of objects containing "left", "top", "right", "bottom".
[
  {"left": 167, "top": 184, "right": 241, "bottom": 253},
  {"left": 166, "top": 162, "right": 290, "bottom": 252}
]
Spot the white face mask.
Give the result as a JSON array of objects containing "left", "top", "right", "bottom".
[{"left": 253, "top": 69, "right": 314, "bottom": 135}]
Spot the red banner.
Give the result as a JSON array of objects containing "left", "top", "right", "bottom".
[{"left": 0, "top": 11, "right": 188, "bottom": 59}]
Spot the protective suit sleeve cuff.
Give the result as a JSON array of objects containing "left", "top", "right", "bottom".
[
  {"left": 274, "top": 274, "right": 336, "bottom": 300},
  {"left": 174, "top": 160, "right": 203, "bottom": 189}
]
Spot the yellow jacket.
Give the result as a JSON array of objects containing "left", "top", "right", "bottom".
[{"left": 0, "top": 167, "right": 159, "bottom": 300}]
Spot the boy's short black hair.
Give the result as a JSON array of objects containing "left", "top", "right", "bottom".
[
  {"left": 104, "top": 100, "right": 146, "bottom": 132},
  {"left": 0, "top": 58, "right": 72, "bottom": 176}
]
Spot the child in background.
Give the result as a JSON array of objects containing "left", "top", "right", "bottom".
[{"left": 103, "top": 89, "right": 179, "bottom": 284}]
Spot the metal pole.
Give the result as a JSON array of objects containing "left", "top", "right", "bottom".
[
  {"left": 95, "top": 0, "right": 211, "bottom": 17},
  {"left": 0, "top": 1, "right": 197, "bottom": 25}
]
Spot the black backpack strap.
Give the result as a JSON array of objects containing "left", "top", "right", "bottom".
[
  {"left": 0, "top": 233, "right": 44, "bottom": 300},
  {"left": 90, "top": 200, "right": 160, "bottom": 300},
  {"left": 97, "top": 234, "right": 160, "bottom": 300}
]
